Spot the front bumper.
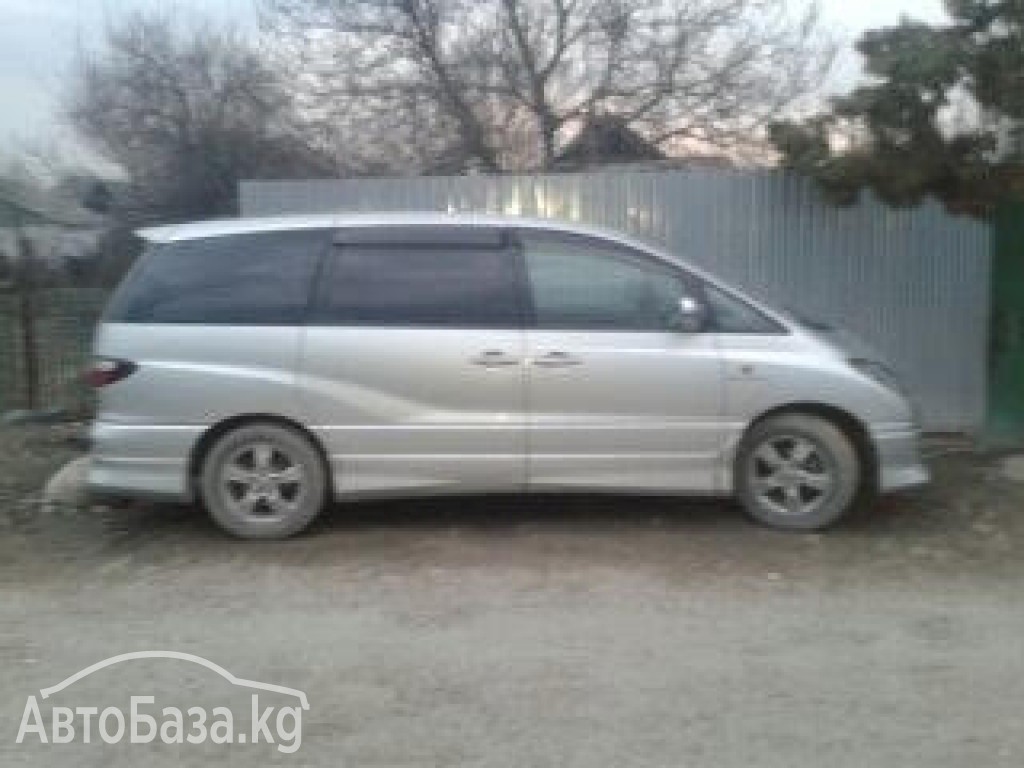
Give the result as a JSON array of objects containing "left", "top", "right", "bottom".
[
  {"left": 88, "top": 421, "right": 202, "bottom": 502},
  {"left": 872, "top": 423, "right": 931, "bottom": 492}
]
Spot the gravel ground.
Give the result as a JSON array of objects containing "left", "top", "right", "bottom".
[{"left": 2, "top": 424, "right": 1023, "bottom": 766}]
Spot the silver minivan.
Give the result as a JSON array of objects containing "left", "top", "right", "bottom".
[{"left": 87, "top": 214, "right": 929, "bottom": 538}]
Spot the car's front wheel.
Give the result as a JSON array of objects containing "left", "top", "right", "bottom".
[
  {"left": 199, "top": 423, "right": 327, "bottom": 539},
  {"left": 736, "top": 413, "right": 861, "bottom": 531}
]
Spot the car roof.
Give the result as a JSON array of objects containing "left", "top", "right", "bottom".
[{"left": 139, "top": 212, "right": 643, "bottom": 249}]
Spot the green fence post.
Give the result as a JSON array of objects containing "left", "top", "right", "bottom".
[{"left": 986, "top": 200, "right": 1024, "bottom": 444}]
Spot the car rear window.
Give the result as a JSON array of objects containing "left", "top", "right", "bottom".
[{"left": 104, "top": 230, "right": 328, "bottom": 324}]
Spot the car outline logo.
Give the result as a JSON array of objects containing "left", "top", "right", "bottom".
[{"left": 38, "top": 650, "right": 309, "bottom": 709}]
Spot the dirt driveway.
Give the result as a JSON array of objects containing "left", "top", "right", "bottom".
[{"left": 1, "top": 424, "right": 1023, "bottom": 767}]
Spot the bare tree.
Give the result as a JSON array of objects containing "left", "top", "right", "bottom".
[
  {"left": 69, "top": 12, "right": 338, "bottom": 223},
  {"left": 266, "top": 0, "right": 833, "bottom": 172}
]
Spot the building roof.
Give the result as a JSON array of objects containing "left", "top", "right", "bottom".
[
  {"left": 0, "top": 178, "right": 105, "bottom": 229},
  {"left": 555, "top": 116, "right": 665, "bottom": 170}
]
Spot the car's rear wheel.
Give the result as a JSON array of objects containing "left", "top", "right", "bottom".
[
  {"left": 736, "top": 413, "right": 860, "bottom": 531},
  {"left": 199, "top": 423, "right": 326, "bottom": 539}
]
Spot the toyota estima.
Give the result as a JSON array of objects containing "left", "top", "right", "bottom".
[{"left": 87, "top": 214, "right": 929, "bottom": 538}]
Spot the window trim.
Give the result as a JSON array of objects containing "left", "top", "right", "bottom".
[{"left": 333, "top": 225, "right": 507, "bottom": 249}]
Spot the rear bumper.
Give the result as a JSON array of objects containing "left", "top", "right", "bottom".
[
  {"left": 87, "top": 421, "right": 202, "bottom": 502},
  {"left": 872, "top": 423, "right": 931, "bottom": 492}
]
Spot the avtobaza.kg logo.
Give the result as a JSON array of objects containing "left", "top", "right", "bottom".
[{"left": 17, "top": 651, "right": 308, "bottom": 753}]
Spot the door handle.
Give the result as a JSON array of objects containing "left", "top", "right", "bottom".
[
  {"left": 532, "top": 351, "right": 583, "bottom": 368},
  {"left": 470, "top": 350, "right": 520, "bottom": 367}
]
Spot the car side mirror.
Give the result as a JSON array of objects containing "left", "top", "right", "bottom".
[{"left": 675, "top": 296, "right": 707, "bottom": 333}]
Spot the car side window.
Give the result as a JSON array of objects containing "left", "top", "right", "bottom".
[
  {"left": 103, "top": 230, "right": 327, "bottom": 324},
  {"left": 703, "top": 283, "right": 786, "bottom": 334},
  {"left": 311, "top": 243, "right": 523, "bottom": 328},
  {"left": 521, "top": 233, "right": 693, "bottom": 332}
]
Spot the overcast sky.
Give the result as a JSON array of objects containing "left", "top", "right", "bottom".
[{"left": 0, "top": 0, "right": 949, "bottom": 161}]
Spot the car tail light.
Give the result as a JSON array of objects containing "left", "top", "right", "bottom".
[{"left": 83, "top": 358, "right": 138, "bottom": 388}]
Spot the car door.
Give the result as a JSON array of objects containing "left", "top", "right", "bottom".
[
  {"left": 520, "top": 230, "right": 726, "bottom": 493},
  {"left": 300, "top": 227, "right": 528, "bottom": 496}
]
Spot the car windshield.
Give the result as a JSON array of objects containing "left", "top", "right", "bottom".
[{"left": 782, "top": 307, "right": 835, "bottom": 332}]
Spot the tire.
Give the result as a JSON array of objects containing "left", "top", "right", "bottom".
[
  {"left": 199, "top": 423, "right": 327, "bottom": 539},
  {"left": 735, "top": 413, "right": 860, "bottom": 531}
]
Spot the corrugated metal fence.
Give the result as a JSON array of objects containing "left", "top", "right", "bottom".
[{"left": 241, "top": 169, "right": 992, "bottom": 431}]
